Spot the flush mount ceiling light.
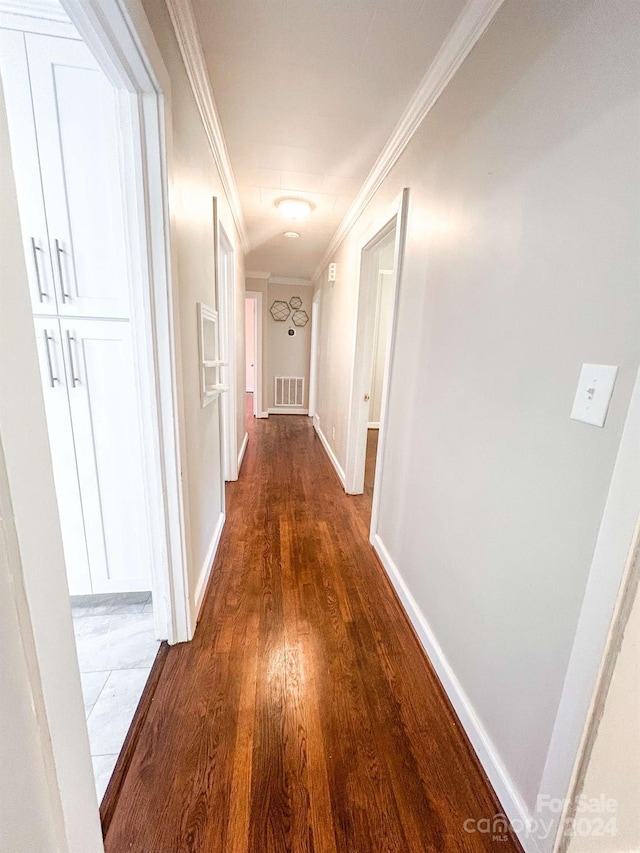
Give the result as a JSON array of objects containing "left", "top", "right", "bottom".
[
  {"left": 283, "top": 231, "right": 300, "bottom": 240},
  {"left": 276, "top": 197, "right": 312, "bottom": 221}
]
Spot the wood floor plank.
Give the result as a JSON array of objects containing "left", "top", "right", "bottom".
[{"left": 104, "top": 404, "right": 522, "bottom": 853}]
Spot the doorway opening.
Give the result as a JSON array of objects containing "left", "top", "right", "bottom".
[
  {"left": 363, "top": 243, "right": 395, "bottom": 509},
  {"left": 246, "top": 289, "right": 264, "bottom": 420},
  {"left": 245, "top": 295, "right": 257, "bottom": 422},
  {"left": 345, "top": 190, "right": 409, "bottom": 536},
  {"left": 0, "top": 0, "right": 184, "bottom": 810}
]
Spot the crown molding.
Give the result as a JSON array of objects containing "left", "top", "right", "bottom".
[
  {"left": 245, "top": 272, "right": 313, "bottom": 287},
  {"left": 312, "top": 0, "right": 506, "bottom": 282},
  {"left": 165, "top": 0, "right": 248, "bottom": 253},
  {"left": 269, "top": 276, "right": 313, "bottom": 288}
]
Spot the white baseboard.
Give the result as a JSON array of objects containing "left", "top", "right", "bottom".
[
  {"left": 237, "top": 431, "right": 248, "bottom": 472},
  {"left": 313, "top": 421, "right": 346, "bottom": 487},
  {"left": 368, "top": 421, "right": 380, "bottom": 429},
  {"left": 371, "top": 532, "right": 541, "bottom": 853},
  {"left": 267, "top": 407, "right": 309, "bottom": 415},
  {"left": 257, "top": 411, "right": 269, "bottom": 419},
  {"left": 194, "top": 511, "right": 225, "bottom": 620}
]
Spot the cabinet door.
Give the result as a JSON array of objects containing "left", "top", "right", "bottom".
[
  {"left": 32, "top": 318, "right": 91, "bottom": 594},
  {"left": 0, "top": 30, "right": 59, "bottom": 315},
  {"left": 60, "top": 319, "right": 151, "bottom": 593},
  {"left": 25, "top": 33, "right": 131, "bottom": 319}
]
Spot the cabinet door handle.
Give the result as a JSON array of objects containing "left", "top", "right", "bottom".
[
  {"left": 31, "top": 238, "right": 47, "bottom": 302},
  {"left": 43, "top": 330, "right": 58, "bottom": 388},
  {"left": 66, "top": 330, "right": 79, "bottom": 387},
  {"left": 55, "top": 239, "right": 71, "bottom": 303}
]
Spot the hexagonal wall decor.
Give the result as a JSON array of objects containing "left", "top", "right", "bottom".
[
  {"left": 270, "top": 300, "right": 291, "bottom": 321},
  {"left": 292, "top": 309, "right": 309, "bottom": 327},
  {"left": 289, "top": 295, "right": 302, "bottom": 310}
]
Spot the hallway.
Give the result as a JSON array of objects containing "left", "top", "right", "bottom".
[{"left": 105, "top": 413, "right": 518, "bottom": 852}]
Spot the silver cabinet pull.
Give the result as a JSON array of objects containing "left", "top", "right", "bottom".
[
  {"left": 66, "top": 330, "right": 79, "bottom": 387},
  {"left": 43, "top": 330, "right": 58, "bottom": 388},
  {"left": 30, "top": 238, "right": 47, "bottom": 302},
  {"left": 55, "top": 239, "right": 71, "bottom": 303}
]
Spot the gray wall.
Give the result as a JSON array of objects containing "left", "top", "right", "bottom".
[{"left": 314, "top": 0, "right": 640, "bottom": 813}]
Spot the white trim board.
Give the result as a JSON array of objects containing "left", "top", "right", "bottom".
[
  {"left": 165, "top": 0, "right": 248, "bottom": 253},
  {"left": 237, "top": 430, "right": 248, "bottom": 472},
  {"left": 194, "top": 510, "right": 225, "bottom": 620},
  {"left": 312, "top": 0, "right": 506, "bottom": 282},
  {"left": 368, "top": 422, "right": 380, "bottom": 429},
  {"left": 268, "top": 407, "right": 309, "bottom": 416},
  {"left": 372, "top": 533, "right": 542, "bottom": 853},
  {"left": 313, "top": 420, "right": 346, "bottom": 487}
]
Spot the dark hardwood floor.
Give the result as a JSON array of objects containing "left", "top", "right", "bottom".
[{"left": 105, "top": 403, "right": 520, "bottom": 852}]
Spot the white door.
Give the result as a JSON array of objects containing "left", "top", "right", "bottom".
[
  {"left": 245, "top": 298, "right": 255, "bottom": 392},
  {"left": 60, "top": 318, "right": 151, "bottom": 593},
  {"left": 32, "top": 318, "right": 91, "bottom": 594},
  {"left": 0, "top": 30, "right": 59, "bottom": 315},
  {"left": 25, "top": 33, "right": 131, "bottom": 319}
]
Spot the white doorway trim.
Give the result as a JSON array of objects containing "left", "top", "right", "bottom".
[
  {"left": 59, "top": 0, "right": 191, "bottom": 646},
  {"left": 308, "top": 289, "right": 321, "bottom": 422},
  {"left": 215, "top": 212, "right": 238, "bottom": 481},
  {"left": 344, "top": 188, "right": 409, "bottom": 508},
  {"left": 245, "top": 290, "right": 263, "bottom": 419}
]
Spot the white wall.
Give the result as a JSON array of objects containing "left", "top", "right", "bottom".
[
  {"left": 314, "top": 0, "right": 640, "bottom": 825},
  {"left": 141, "top": 0, "right": 245, "bottom": 621},
  {"left": 266, "top": 283, "right": 312, "bottom": 411}
]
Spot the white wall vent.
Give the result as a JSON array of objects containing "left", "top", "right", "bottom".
[{"left": 275, "top": 376, "right": 305, "bottom": 407}]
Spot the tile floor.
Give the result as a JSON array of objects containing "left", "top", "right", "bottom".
[{"left": 70, "top": 592, "right": 159, "bottom": 801}]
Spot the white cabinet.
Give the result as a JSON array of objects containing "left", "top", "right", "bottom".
[
  {"left": 0, "top": 29, "right": 58, "bottom": 314},
  {"left": 1, "top": 23, "right": 151, "bottom": 595},
  {"left": 61, "top": 319, "right": 151, "bottom": 593},
  {"left": 32, "top": 318, "right": 91, "bottom": 594},
  {"left": 0, "top": 29, "right": 131, "bottom": 319}
]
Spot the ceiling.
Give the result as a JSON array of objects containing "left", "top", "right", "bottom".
[{"left": 191, "top": 0, "right": 466, "bottom": 279}]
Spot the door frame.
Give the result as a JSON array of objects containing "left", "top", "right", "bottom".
[
  {"left": 308, "top": 289, "right": 321, "bottom": 421},
  {"left": 245, "top": 291, "right": 263, "bottom": 418},
  {"left": 215, "top": 211, "right": 238, "bottom": 481},
  {"left": 538, "top": 365, "right": 640, "bottom": 851},
  {"left": 344, "top": 189, "right": 409, "bottom": 519},
  {"left": 58, "top": 0, "right": 191, "bottom": 646}
]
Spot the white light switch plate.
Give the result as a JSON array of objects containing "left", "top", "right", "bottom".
[{"left": 570, "top": 364, "right": 618, "bottom": 427}]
